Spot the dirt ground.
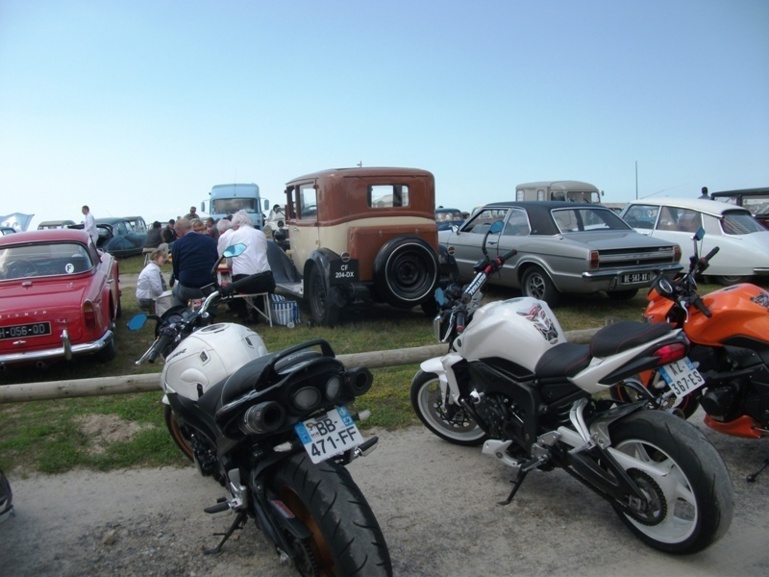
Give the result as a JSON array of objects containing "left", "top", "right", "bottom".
[{"left": 2, "top": 410, "right": 768, "bottom": 577}]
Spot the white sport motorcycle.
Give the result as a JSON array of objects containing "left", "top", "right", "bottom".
[
  {"left": 130, "top": 244, "right": 391, "bottom": 577},
  {"left": 411, "top": 221, "right": 734, "bottom": 554}
]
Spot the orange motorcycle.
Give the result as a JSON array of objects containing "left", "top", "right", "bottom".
[{"left": 615, "top": 228, "right": 769, "bottom": 479}]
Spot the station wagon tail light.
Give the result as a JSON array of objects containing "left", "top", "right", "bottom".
[
  {"left": 83, "top": 300, "right": 97, "bottom": 329},
  {"left": 588, "top": 250, "right": 599, "bottom": 269},
  {"left": 674, "top": 245, "right": 682, "bottom": 262}
]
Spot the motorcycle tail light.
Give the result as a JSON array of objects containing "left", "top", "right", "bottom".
[
  {"left": 653, "top": 342, "right": 687, "bottom": 365},
  {"left": 242, "top": 401, "right": 285, "bottom": 434},
  {"left": 83, "top": 300, "right": 96, "bottom": 329},
  {"left": 292, "top": 386, "right": 322, "bottom": 411},
  {"left": 325, "top": 376, "right": 342, "bottom": 400}
]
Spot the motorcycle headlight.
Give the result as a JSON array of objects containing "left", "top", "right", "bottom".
[{"left": 292, "top": 386, "right": 322, "bottom": 411}]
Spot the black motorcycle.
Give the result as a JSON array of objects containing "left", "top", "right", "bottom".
[{"left": 130, "top": 243, "right": 392, "bottom": 577}]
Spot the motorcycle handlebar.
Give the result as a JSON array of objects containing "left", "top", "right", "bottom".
[
  {"left": 702, "top": 246, "right": 720, "bottom": 264},
  {"left": 456, "top": 310, "right": 466, "bottom": 333},
  {"left": 499, "top": 248, "right": 517, "bottom": 264},
  {"left": 692, "top": 294, "right": 713, "bottom": 318},
  {"left": 147, "top": 331, "right": 175, "bottom": 363}
]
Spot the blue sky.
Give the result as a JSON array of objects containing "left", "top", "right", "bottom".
[{"left": 1, "top": 0, "right": 767, "bottom": 229}]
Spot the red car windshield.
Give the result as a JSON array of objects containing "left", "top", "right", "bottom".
[{"left": 0, "top": 242, "right": 94, "bottom": 280}]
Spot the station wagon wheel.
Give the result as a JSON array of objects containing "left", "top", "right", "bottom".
[
  {"left": 308, "top": 266, "right": 340, "bottom": 327},
  {"left": 522, "top": 266, "right": 560, "bottom": 306}
]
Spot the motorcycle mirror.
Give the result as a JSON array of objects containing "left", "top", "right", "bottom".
[
  {"left": 223, "top": 243, "right": 247, "bottom": 258},
  {"left": 434, "top": 287, "right": 445, "bottom": 306},
  {"left": 127, "top": 314, "right": 148, "bottom": 331},
  {"left": 481, "top": 220, "right": 505, "bottom": 257},
  {"left": 693, "top": 227, "right": 705, "bottom": 241}
]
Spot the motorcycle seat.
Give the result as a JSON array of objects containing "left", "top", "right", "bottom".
[
  {"left": 535, "top": 321, "right": 674, "bottom": 379},
  {"left": 535, "top": 342, "right": 591, "bottom": 379},
  {"left": 589, "top": 321, "right": 672, "bottom": 358},
  {"left": 220, "top": 354, "right": 278, "bottom": 406}
]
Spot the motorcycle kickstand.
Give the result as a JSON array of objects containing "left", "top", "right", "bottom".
[
  {"left": 204, "top": 510, "right": 248, "bottom": 555},
  {"left": 498, "top": 456, "right": 546, "bottom": 506},
  {"left": 747, "top": 458, "right": 769, "bottom": 483}
]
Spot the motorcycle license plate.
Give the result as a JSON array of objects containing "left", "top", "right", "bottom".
[
  {"left": 658, "top": 358, "right": 705, "bottom": 399},
  {"left": 294, "top": 407, "right": 361, "bottom": 464}
]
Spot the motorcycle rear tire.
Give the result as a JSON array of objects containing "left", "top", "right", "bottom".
[
  {"left": 608, "top": 410, "right": 734, "bottom": 554},
  {"left": 410, "top": 370, "right": 487, "bottom": 446},
  {"left": 270, "top": 453, "right": 392, "bottom": 577}
]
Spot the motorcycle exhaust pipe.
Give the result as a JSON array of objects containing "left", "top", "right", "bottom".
[
  {"left": 344, "top": 367, "right": 373, "bottom": 397},
  {"left": 240, "top": 401, "right": 286, "bottom": 434}
]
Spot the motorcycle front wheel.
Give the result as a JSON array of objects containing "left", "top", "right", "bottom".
[
  {"left": 608, "top": 410, "right": 734, "bottom": 554},
  {"left": 410, "top": 370, "right": 487, "bottom": 446},
  {"left": 164, "top": 406, "right": 194, "bottom": 461},
  {"left": 270, "top": 453, "right": 392, "bottom": 577}
]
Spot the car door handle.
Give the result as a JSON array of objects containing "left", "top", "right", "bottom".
[{"left": 487, "top": 240, "right": 498, "bottom": 246}]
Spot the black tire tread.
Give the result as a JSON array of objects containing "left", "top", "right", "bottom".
[
  {"left": 272, "top": 453, "right": 392, "bottom": 577},
  {"left": 610, "top": 410, "right": 734, "bottom": 554}
]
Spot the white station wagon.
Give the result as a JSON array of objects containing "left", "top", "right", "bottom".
[{"left": 620, "top": 197, "right": 769, "bottom": 285}]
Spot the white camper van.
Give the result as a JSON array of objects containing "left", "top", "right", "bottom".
[{"left": 515, "top": 181, "right": 601, "bottom": 203}]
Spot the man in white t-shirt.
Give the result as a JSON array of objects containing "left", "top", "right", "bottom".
[{"left": 223, "top": 210, "right": 275, "bottom": 323}]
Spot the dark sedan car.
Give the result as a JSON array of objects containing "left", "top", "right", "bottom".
[
  {"left": 439, "top": 201, "right": 683, "bottom": 306},
  {"left": 70, "top": 217, "right": 147, "bottom": 258},
  {"left": 435, "top": 207, "right": 465, "bottom": 231}
]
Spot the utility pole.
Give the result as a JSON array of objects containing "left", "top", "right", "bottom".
[{"left": 635, "top": 161, "right": 639, "bottom": 200}]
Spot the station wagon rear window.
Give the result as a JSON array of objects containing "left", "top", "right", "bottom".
[
  {"left": 0, "top": 242, "right": 93, "bottom": 280},
  {"left": 368, "top": 184, "right": 409, "bottom": 208}
]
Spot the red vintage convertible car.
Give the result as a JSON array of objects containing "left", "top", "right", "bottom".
[{"left": 0, "top": 229, "right": 121, "bottom": 368}]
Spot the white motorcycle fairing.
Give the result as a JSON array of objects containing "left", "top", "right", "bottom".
[
  {"left": 161, "top": 323, "right": 268, "bottom": 399},
  {"left": 453, "top": 297, "right": 566, "bottom": 372}
]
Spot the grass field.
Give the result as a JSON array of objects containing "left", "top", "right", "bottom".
[{"left": 0, "top": 254, "right": 728, "bottom": 475}]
